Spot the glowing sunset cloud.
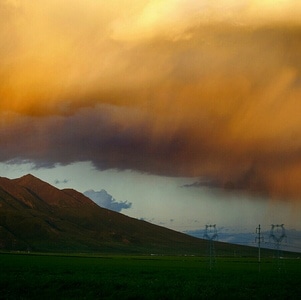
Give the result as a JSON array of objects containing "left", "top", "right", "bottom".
[{"left": 1, "top": 0, "right": 301, "bottom": 200}]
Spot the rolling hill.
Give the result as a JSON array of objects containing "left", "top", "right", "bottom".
[{"left": 0, "top": 174, "right": 258, "bottom": 255}]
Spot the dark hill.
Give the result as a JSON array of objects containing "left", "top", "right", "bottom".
[{"left": 0, "top": 174, "right": 257, "bottom": 255}]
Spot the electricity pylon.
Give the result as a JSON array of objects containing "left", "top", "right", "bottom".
[
  {"left": 204, "top": 224, "right": 218, "bottom": 270},
  {"left": 270, "top": 224, "right": 287, "bottom": 271}
]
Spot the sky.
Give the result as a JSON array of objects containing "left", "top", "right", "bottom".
[{"left": 1, "top": 0, "right": 301, "bottom": 249}]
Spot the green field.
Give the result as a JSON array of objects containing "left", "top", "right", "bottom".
[{"left": 1, "top": 252, "right": 301, "bottom": 299}]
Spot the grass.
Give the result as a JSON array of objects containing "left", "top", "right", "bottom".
[{"left": 1, "top": 252, "right": 301, "bottom": 299}]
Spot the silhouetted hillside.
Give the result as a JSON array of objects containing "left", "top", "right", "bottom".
[{"left": 0, "top": 174, "right": 262, "bottom": 255}]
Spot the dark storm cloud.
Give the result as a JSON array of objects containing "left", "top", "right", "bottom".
[
  {"left": 1, "top": 105, "right": 301, "bottom": 201},
  {"left": 0, "top": 107, "right": 195, "bottom": 175}
]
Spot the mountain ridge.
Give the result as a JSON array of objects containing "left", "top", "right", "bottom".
[
  {"left": 12, "top": 174, "right": 94, "bottom": 208},
  {"left": 0, "top": 174, "right": 257, "bottom": 255}
]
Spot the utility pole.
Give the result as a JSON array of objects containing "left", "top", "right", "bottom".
[{"left": 255, "top": 225, "right": 263, "bottom": 264}]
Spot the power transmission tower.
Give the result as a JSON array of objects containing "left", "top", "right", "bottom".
[
  {"left": 204, "top": 224, "right": 218, "bottom": 270},
  {"left": 270, "top": 224, "right": 287, "bottom": 271}
]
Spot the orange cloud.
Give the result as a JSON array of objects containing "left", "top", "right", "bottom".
[{"left": 1, "top": 1, "right": 301, "bottom": 201}]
